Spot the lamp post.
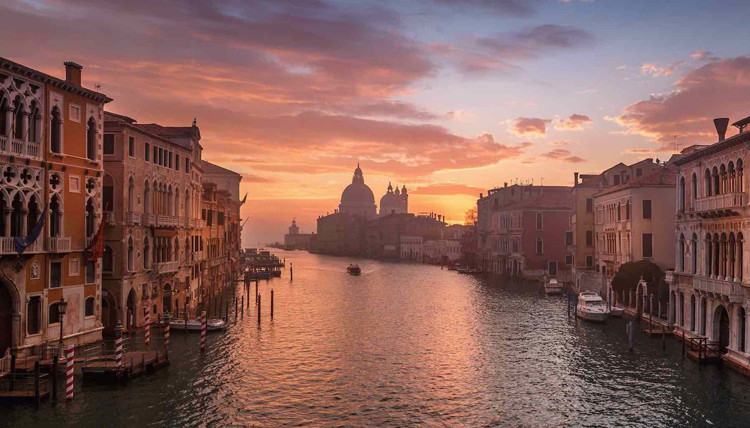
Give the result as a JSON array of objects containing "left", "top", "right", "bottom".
[{"left": 58, "top": 297, "right": 68, "bottom": 347}]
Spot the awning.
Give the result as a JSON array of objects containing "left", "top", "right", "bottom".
[{"left": 152, "top": 228, "right": 178, "bottom": 238}]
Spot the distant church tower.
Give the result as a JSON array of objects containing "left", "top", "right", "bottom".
[
  {"left": 288, "top": 218, "right": 299, "bottom": 235},
  {"left": 379, "top": 183, "right": 408, "bottom": 216}
]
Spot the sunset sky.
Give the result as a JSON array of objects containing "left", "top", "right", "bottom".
[{"left": 4, "top": 0, "right": 750, "bottom": 246}]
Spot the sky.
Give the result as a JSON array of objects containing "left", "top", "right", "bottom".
[{"left": 3, "top": 0, "right": 750, "bottom": 246}]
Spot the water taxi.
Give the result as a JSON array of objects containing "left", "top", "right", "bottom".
[
  {"left": 576, "top": 292, "right": 610, "bottom": 322},
  {"left": 347, "top": 264, "right": 361, "bottom": 275},
  {"left": 169, "top": 318, "right": 227, "bottom": 332},
  {"left": 544, "top": 278, "right": 564, "bottom": 295}
]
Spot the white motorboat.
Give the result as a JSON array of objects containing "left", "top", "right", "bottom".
[
  {"left": 544, "top": 278, "right": 564, "bottom": 295},
  {"left": 576, "top": 292, "right": 610, "bottom": 322},
  {"left": 609, "top": 306, "right": 624, "bottom": 317},
  {"left": 169, "top": 318, "right": 227, "bottom": 332}
]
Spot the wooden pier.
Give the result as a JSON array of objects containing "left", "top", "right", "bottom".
[{"left": 81, "top": 337, "right": 169, "bottom": 382}]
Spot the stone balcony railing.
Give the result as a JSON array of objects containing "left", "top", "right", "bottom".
[
  {"left": 156, "top": 260, "right": 179, "bottom": 274},
  {"left": 126, "top": 211, "right": 141, "bottom": 225},
  {"left": 157, "top": 215, "right": 178, "bottom": 227},
  {"left": 47, "top": 236, "right": 71, "bottom": 253},
  {"left": 0, "top": 236, "right": 42, "bottom": 254},
  {"left": 0, "top": 136, "right": 41, "bottom": 159},
  {"left": 693, "top": 275, "right": 744, "bottom": 303},
  {"left": 142, "top": 213, "right": 156, "bottom": 226},
  {"left": 694, "top": 192, "right": 745, "bottom": 212}
]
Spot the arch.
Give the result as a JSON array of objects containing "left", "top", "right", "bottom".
[
  {"left": 101, "top": 290, "right": 117, "bottom": 330},
  {"left": 713, "top": 304, "right": 730, "bottom": 353},
  {"left": 720, "top": 164, "right": 727, "bottom": 194},
  {"left": 0, "top": 93, "right": 8, "bottom": 136},
  {"left": 49, "top": 193, "right": 62, "bottom": 237},
  {"left": 679, "top": 177, "right": 685, "bottom": 211},
  {"left": 86, "top": 117, "right": 97, "bottom": 161},
  {"left": 691, "top": 233, "right": 698, "bottom": 274},
  {"left": 26, "top": 193, "right": 40, "bottom": 236},
  {"left": 729, "top": 161, "right": 736, "bottom": 193},
  {"left": 12, "top": 96, "right": 25, "bottom": 140},
  {"left": 174, "top": 236, "right": 180, "bottom": 262},
  {"left": 126, "top": 288, "right": 137, "bottom": 331},
  {"left": 9, "top": 193, "right": 23, "bottom": 237},
  {"left": 85, "top": 197, "right": 95, "bottom": 238},
  {"left": 143, "top": 180, "right": 151, "bottom": 214},
  {"left": 127, "top": 177, "right": 135, "bottom": 212},
  {"left": 690, "top": 294, "right": 696, "bottom": 331},
  {"left": 706, "top": 233, "right": 713, "bottom": 276},
  {"left": 679, "top": 292, "right": 685, "bottom": 327},
  {"left": 127, "top": 237, "right": 134, "bottom": 272},
  {"left": 740, "top": 306, "right": 747, "bottom": 353},
  {"left": 729, "top": 232, "right": 736, "bottom": 279},
  {"left": 739, "top": 232, "right": 744, "bottom": 281},
  {"left": 705, "top": 168, "right": 712, "bottom": 197},
  {"left": 50, "top": 106, "right": 62, "bottom": 153},
  {"left": 28, "top": 101, "right": 41, "bottom": 143},
  {"left": 679, "top": 233, "right": 685, "bottom": 271},
  {"left": 691, "top": 172, "right": 697, "bottom": 204},
  {"left": 712, "top": 166, "right": 719, "bottom": 196},
  {"left": 738, "top": 159, "right": 744, "bottom": 192}
]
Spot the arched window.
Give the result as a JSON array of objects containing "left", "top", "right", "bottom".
[
  {"left": 103, "top": 245, "right": 114, "bottom": 272},
  {"left": 127, "top": 177, "right": 135, "bottom": 212},
  {"left": 175, "top": 188, "right": 180, "bottom": 217},
  {"left": 10, "top": 193, "right": 23, "bottom": 237},
  {"left": 127, "top": 237, "right": 134, "bottom": 272},
  {"left": 85, "top": 198, "right": 95, "bottom": 238},
  {"left": 729, "top": 233, "right": 736, "bottom": 279},
  {"left": 50, "top": 106, "right": 61, "bottom": 153},
  {"left": 144, "top": 180, "right": 151, "bottom": 214},
  {"left": 144, "top": 237, "right": 151, "bottom": 269},
  {"left": 706, "top": 233, "right": 712, "bottom": 276},
  {"left": 12, "top": 97, "right": 24, "bottom": 140},
  {"left": 29, "top": 101, "right": 40, "bottom": 143},
  {"left": 720, "top": 164, "right": 727, "bottom": 194},
  {"left": 85, "top": 297, "right": 95, "bottom": 317},
  {"left": 739, "top": 232, "right": 744, "bottom": 281},
  {"left": 679, "top": 177, "right": 685, "bottom": 212},
  {"left": 48, "top": 302, "right": 61, "bottom": 326},
  {"left": 679, "top": 292, "right": 685, "bottom": 326},
  {"left": 86, "top": 117, "right": 97, "bottom": 160},
  {"left": 692, "top": 233, "right": 698, "bottom": 274},
  {"left": 705, "top": 168, "right": 712, "bottom": 197},
  {"left": 740, "top": 307, "right": 747, "bottom": 353},
  {"left": 679, "top": 234, "right": 685, "bottom": 271},
  {"left": 26, "top": 194, "right": 40, "bottom": 236},
  {"left": 27, "top": 296, "right": 41, "bottom": 334},
  {"left": 174, "top": 236, "right": 180, "bottom": 262},
  {"left": 728, "top": 161, "right": 736, "bottom": 193},
  {"left": 690, "top": 295, "right": 696, "bottom": 331},
  {"left": 49, "top": 194, "right": 62, "bottom": 237},
  {"left": 712, "top": 166, "right": 720, "bottom": 195},
  {"left": 738, "top": 159, "right": 744, "bottom": 193},
  {"left": 0, "top": 95, "right": 8, "bottom": 136},
  {"left": 691, "top": 173, "right": 697, "bottom": 204}
]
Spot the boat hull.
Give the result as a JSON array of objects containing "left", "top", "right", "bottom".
[
  {"left": 610, "top": 307, "right": 624, "bottom": 317},
  {"left": 544, "top": 286, "right": 564, "bottom": 295},
  {"left": 169, "top": 319, "right": 227, "bottom": 331},
  {"left": 576, "top": 310, "right": 609, "bottom": 323}
]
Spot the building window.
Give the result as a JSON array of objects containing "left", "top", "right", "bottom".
[
  {"left": 50, "top": 106, "right": 62, "bottom": 153},
  {"left": 145, "top": 142, "right": 150, "bottom": 161},
  {"left": 586, "top": 255, "right": 593, "bottom": 267},
  {"left": 50, "top": 261, "right": 62, "bottom": 288},
  {"left": 643, "top": 233, "right": 653, "bottom": 258},
  {"left": 86, "top": 260, "right": 96, "bottom": 284},
  {"left": 535, "top": 213, "right": 543, "bottom": 230},
  {"left": 103, "top": 245, "right": 114, "bottom": 272},
  {"left": 548, "top": 261, "right": 558, "bottom": 276},
  {"left": 48, "top": 303, "right": 61, "bottom": 326},
  {"left": 185, "top": 158, "right": 190, "bottom": 173},
  {"left": 565, "top": 231, "right": 573, "bottom": 246},
  {"left": 586, "top": 230, "right": 593, "bottom": 247},
  {"left": 168, "top": 151, "right": 173, "bottom": 168},
  {"left": 27, "top": 296, "right": 41, "bottom": 335},
  {"left": 68, "top": 258, "right": 79, "bottom": 276},
  {"left": 565, "top": 255, "right": 572, "bottom": 266},
  {"left": 86, "top": 117, "right": 97, "bottom": 161},
  {"left": 585, "top": 198, "right": 593, "bottom": 213},
  {"left": 128, "top": 136, "right": 135, "bottom": 157},
  {"left": 536, "top": 238, "right": 543, "bottom": 255},
  {"left": 153, "top": 146, "right": 158, "bottom": 165},
  {"left": 103, "top": 134, "right": 115, "bottom": 154},
  {"left": 85, "top": 297, "right": 95, "bottom": 317},
  {"left": 626, "top": 200, "right": 631, "bottom": 220},
  {"left": 69, "top": 104, "right": 81, "bottom": 122},
  {"left": 636, "top": 168, "right": 642, "bottom": 177},
  {"left": 175, "top": 154, "right": 180, "bottom": 171},
  {"left": 127, "top": 237, "right": 134, "bottom": 272},
  {"left": 642, "top": 200, "right": 652, "bottom": 219},
  {"left": 613, "top": 175, "right": 620, "bottom": 185}
]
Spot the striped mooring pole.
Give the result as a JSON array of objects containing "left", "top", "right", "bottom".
[
  {"left": 163, "top": 312, "right": 171, "bottom": 352},
  {"left": 200, "top": 311, "right": 207, "bottom": 353},
  {"left": 144, "top": 307, "right": 151, "bottom": 346},
  {"left": 65, "top": 344, "right": 74, "bottom": 400},
  {"left": 114, "top": 321, "right": 123, "bottom": 371}
]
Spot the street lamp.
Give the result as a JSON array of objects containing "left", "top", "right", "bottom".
[{"left": 58, "top": 297, "right": 68, "bottom": 346}]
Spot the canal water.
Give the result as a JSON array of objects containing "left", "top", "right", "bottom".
[{"left": 4, "top": 250, "right": 750, "bottom": 427}]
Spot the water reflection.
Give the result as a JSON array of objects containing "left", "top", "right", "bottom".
[{"left": 4, "top": 251, "right": 750, "bottom": 427}]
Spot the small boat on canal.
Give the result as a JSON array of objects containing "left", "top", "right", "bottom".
[
  {"left": 543, "top": 278, "right": 563, "bottom": 295},
  {"left": 169, "top": 318, "right": 227, "bottom": 332},
  {"left": 576, "top": 292, "right": 610, "bottom": 322},
  {"left": 610, "top": 306, "right": 624, "bottom": 317},
  {"left": 456, "top": 267, "right": 481, "bottom": 274},
  {"left": 347, "top": 264, "right": 361, "bottom": 275}
]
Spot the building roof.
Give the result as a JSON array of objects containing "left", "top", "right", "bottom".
[
  {"left": 104, "top": 111, "right": 136, "bottom": 124},
  {"left": 594, "top": 166, "right": 676, "bottom": 197},
  {"left": 133, "top": 123, "right": 200, "bottom": 149},
  {"left": 674, "top": 130, "right": 750, "bottom": 166},
  {"left": 0, "top": 57, "right": 112, "bottom": 103},
  {"left": 502, "top": 189, "right": 572, "bottom": 211},
  {"left": 203, "top": 160, "right": 241, "bottom": 177}
]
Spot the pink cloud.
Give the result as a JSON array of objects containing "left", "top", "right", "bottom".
[
  {"left": 555, "top": 113, "right": 592, "bottom": 130},
  {"left": 540, "top": 149, "right": 585, "bottom": 163},
  {"left": 512, "top": 117, "right": 552, "bottom": 136},
  {"left": 410, "top": 183, "right": 486, "bottom": 196}
]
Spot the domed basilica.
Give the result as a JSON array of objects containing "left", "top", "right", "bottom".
[{"left": 338, "top": 164, "right": 408, "bottom": 219}]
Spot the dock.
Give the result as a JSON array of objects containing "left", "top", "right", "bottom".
[{"left": 80, "top": 336, "right": 169, "bottom": 382}]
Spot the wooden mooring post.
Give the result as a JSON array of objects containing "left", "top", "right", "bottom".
[
  {"left": 51, "top": 355, "right": 58, "bottom": 403},
  {"left": 271, "top": 289, "right": 274, "bottom": 319},
  {"left": 627, "top": 321, "right": 634, "bottom": 352},
  {"left": 241, "top": 296, "right": 244, "bottom": 318},
  {"left": 290, "top": 262, "right": 293, "bottom": 282},
  {"left": 257, "top": 294, "right": 261, "bottom": 324},
  {"left": 34, "top": 361, "right": 40, "bottom": 407}
]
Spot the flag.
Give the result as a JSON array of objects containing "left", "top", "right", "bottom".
[
  {"left": 15, "top": 203, "right": 48, "bottom": 255},
  {"left": 85, "top": 211, "right": 107, "bottom": 260},
  {"left": 240, "top": 192, "right": 248, "bottom": 205}
]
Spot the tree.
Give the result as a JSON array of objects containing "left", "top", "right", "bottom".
[
  {"left": 464, "top": 207, "right": 477, "bottom": 225},
  {"left": 611, "top": 260, "right": 668, "bottom": 302}
]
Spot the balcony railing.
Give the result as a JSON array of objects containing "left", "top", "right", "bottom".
[
  {"left": 156, "top": 260, "right": 179, "bottom": 274},
  {"left": 126, "top": 211, "right": 141, "bottom": 225},
  {"left": 693, "top": 275, "right": 743, "bottom": 302},
  {"left": 695, "top": 192, "right": 745, "bottom": 212},
  {"left": 0, "top": 237, "right": 42, "bottom": 254},
  {"left": 47, "top": 236, "right": 71, "bottom": 253},
  {"left": 142, "top": 213, "right": 156, "bottom": 226},
  {"left": 0, "top": 137, "right": 42, "bottom": 159},
  {"left": 157, "top": 215, "right": 177, "bottom": 227}
]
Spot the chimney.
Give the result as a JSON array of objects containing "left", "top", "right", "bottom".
[
  {"left": 64, "top": 61, "right": 83, "bottom": 86},
  {"left": 574, "top": 172, "right": 579, "bottom": 186},
  {"left": 714, "top": 118, "right": 729, "bottom": 141}
]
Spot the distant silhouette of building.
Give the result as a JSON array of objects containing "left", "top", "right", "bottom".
[
  {"left": 379, "top": 183, "right": 408, "bottom": 216},
  {"left": 283, "top": 219, "right": 315, "bottom": 250}
]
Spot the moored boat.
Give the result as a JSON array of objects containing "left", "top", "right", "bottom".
[
  {"left": 610, "top": 306, "right": 624, "bottom": 317},
  {"left": 544, "top": 278, "right": 563, "bottom": 295},
  {"left": 347, "top": 264, "right": 361, "bottom": 275},
  {"left": 169, "top": 318, "right": 227, "bottom": 332},
  {"left": 576, "top": 292, "right": 610, "bottom": 322}
]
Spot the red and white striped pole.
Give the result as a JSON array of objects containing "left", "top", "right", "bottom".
[
  {"left": 65, "top": 344, "right": 74, "bottom": 400},
  {"left": 114, "top": 321, "right": 123, "bottom": 371},
  {"left": 200, "top": 311, "right": 207, "bottom": 353},
  {"left": 163, "top": 312, "right": 170, "bottom": 352},
  {"left": 144, "top": 307, "right": 151, "bottom": 346}
]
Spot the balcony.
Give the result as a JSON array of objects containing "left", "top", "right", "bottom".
[
  {"left": 0, "top": 237, "right": 42, "bottom": 254},
  {"left": 126, "top": 211, "right": 141, "bottom": 226},
  {"left": 47, "top": 237, "right": 71, "bottom": 253},
  {"left": 142, "top": 213, "right": 156, "bottom": 226},
  {"left": 157, "top": 215, "right": 177, "bottom": 227},
  {"left": 0, "top": 137, "right": 41, "bottom": 159},
  {"left": 156, "top": 260, "right": 179, "bottom": 274},
  {"left": 694, "top": 192, "right": 745, "bottom": 215},
  {"left": 693, "top": 275, "right": 744, "bottom": 303}
]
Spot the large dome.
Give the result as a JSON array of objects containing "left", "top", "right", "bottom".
[{"left": 342, "top": 182, "right": 375, "bottom": 204}]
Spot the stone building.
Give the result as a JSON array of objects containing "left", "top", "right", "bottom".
[
  {"left": 0, "top": 58, "right": 111, "bottom": 356},
  {"left": 284, "top": 219, "right": 314, "bottom": 250},
  {"left": 379, "top": 183, "right": 408, "bottom": 216},
  {"left": 668, "top": 116, "right": 750, "bottom": 369},
  {"left": 101, "top": 112, "right": 203, "bottom": 332},
  {"left": 339, "top": 163, "right": 377, "bottom": 219}
]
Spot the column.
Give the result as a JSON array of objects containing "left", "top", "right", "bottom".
[
  {"left": 737, "top": 239, "right": 743, "bottom": 282},
  {"left": 4, "top": 109, "right": 12, "bottom": 136},
  {"left": 19, "top": 209, "right": 27, "bottom": 236},
  {"left": 3, "top": 209, "right": 10, "bottom": 236},
  {"left": 20, "top": 112, "right": 28, "bottom": 143}
]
